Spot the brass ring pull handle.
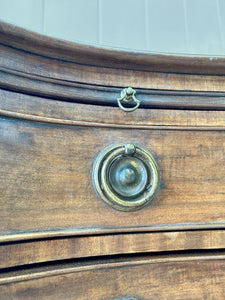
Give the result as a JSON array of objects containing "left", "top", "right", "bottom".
[
  {"left": 93, "top": 143, "right": 159, "bottom": 211},
  {"left": 117, "top": 87, "right": 141, "bottom": 112}
]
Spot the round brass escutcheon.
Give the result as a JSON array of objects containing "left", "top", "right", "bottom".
[
  {"left": 93, "top": 143, "right": 159, "bottom": 211},
  {"left": 109, "top": 156, "right": 148, "bottom": 198}
]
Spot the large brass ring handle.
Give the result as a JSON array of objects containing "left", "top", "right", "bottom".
[
  {"left": 93, "top": 143, "right": 159, "bottom": 211},
  {"left": 117, "top": 87, "right": 141, "bottom": 112}
]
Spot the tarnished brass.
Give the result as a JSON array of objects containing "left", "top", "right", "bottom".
[
  {"left": 109, "top": 156, "right": 148, "bottom": 198},
  {"left": 117, "top": 87, "right": 141, "bottom": 112},
  {"left": 92, "top": 143, "right": 159, "bottom": 211}
]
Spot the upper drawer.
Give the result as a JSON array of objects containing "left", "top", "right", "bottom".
[{"left": 1, "top": 90, "right": 225, "bottom": 242}]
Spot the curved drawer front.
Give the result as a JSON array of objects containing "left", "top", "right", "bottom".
[
  {"left": 1, "top": 101, "right": 225, "bottom": 241},
  {"left": 0, "top": 254, "right": 225, "bottom": 299}
]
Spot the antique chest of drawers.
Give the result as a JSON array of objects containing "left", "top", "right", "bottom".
[{"left": 1, "top": 21, "right": 225, "bottom": 299}]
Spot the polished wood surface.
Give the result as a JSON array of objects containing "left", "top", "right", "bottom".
[
  {"left": 1, "top": 89, "right": 225, "bottom": 130},
  {"left": 1, "top": 74, "right": 225, "bottom": 110},
  {"left": 1, "top": 20, "right": 225, "bottom": 299},
  {"left": 1, "top": 230, "right": 225, "bottom": 269},
  {"left": 1, "top": 254, "right": 225, "bottom": 299},
  {"left": 2, "top": 42, "right": 225, "bottom": 94},
  {"left": 1, "top": 20, "right": 225, "bottom": 75},
  {"left": 1, "top": 113, "right": 225, "bottom": 241},
  {"left": 2, "top": 21, "right": 225, "bottom": 98}
]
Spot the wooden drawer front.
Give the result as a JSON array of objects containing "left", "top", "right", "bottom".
[
  {"left": 1, "top": 230, "right": 225, "bottom": 269},
  {"left": 0, "top": 254, "right": 225, "bottom": 299},
  {"left": 1, "top": 115, "right": 225, "bottom": 241}
]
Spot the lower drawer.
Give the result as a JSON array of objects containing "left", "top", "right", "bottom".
[{"left": 0, "top": 253, "right": 225, "bottom": 299}]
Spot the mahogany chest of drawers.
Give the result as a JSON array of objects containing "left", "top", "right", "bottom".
[{"left": 1, "top": 21, "right": 225, "bottom": 299}]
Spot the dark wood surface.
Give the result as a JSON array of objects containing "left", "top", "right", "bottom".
[{"left": 1, "top": 254, "right": 225, "bottom": 299}]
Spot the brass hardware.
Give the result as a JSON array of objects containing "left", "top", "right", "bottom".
[
  {"left": 92, "top": 143, "right": 159, "bottom": 211},
  {"left": 117, "top": 87, "right": 141, "bottom": 112},
  {"left": 109, "top": 156, "right": 148, "bottom": 198}
]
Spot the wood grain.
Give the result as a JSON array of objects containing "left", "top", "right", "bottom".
[
  {"left": 1, "top": 230, "right": 225, "bottom": 269},
  {"left": 1, "top": 68, "right": 225, "bottom": 110},
  {"left": 1, "top": 89, "right": 225, "bottom": 130},
  {"left": 2, "top": 20, "right": 225, "bottom": 95},
  {"left": 1, "top": 20, "right": 225, "bottom": 75},
  {"left": 1, "top": 254, "right": 225, "bottom": 299},
  {"left": 2, "top": 43, "right": 225, "bottom": 94},
  {"left": 1, "top": 113, "right": 225, "bottom": 241},
  {"left": 1, "top": 20, "right": 225, "bottom": 300}
]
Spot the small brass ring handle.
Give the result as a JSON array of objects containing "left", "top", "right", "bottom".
[
  {"left": 117, "top": 87, "right": 141, "bottom": 112},
  {"left": 93, "top": 143, "right": 159, "bottom": 211}
]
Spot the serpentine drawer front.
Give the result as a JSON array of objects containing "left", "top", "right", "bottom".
[
  {"left": 1, "top": 102, "right": 225, "bottom": 238},
  {"left": 1, "top": 21, "right": 225, "bottom": 299},
  {"left": 1, "top": 254, "right": 225, "bottom": 299}
]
